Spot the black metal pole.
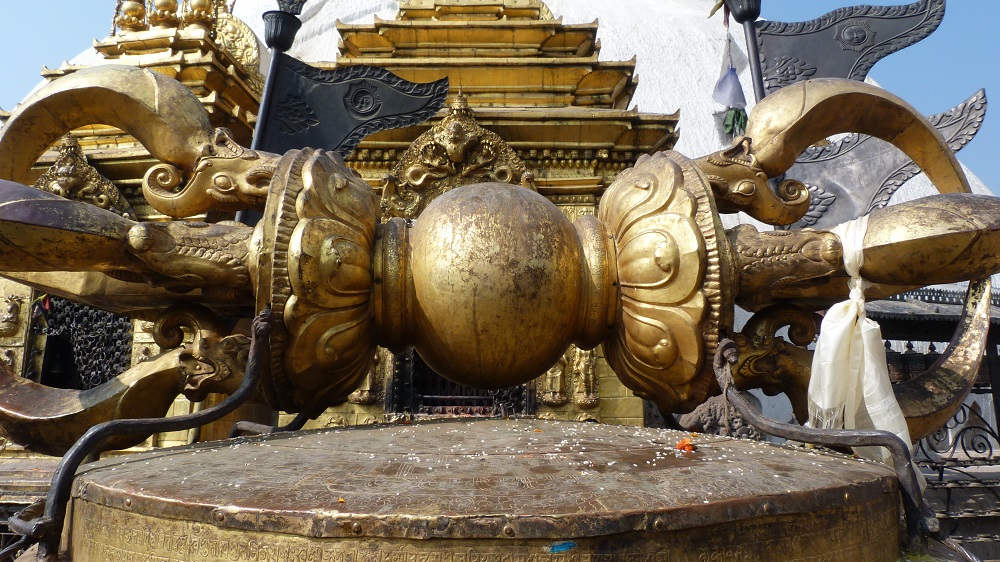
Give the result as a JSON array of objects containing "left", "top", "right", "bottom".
[
  {"left": 252, "top": 10, "right": 303, "bottom": 151},
  {"left": 725, "top": 0, "right": 766, "bottom": 102},
  {"left": 235, "top": 8, "right": 303, "bottom": 224},
  {"left": 741, "top": 21, "right": 766, "bottom": 102}
]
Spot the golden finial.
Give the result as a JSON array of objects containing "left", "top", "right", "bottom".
[
  {"left": 147, "top": 0, "right": 180, "bottom": 29},
  {"left": 182, "top": 0, "right": 215, "bottom": 30},
  {"left": 449, "top": 89, "right": 473, "bottom": 117},
  {"left": 114, "top": 0, "right": 149, "bottom": 33}
]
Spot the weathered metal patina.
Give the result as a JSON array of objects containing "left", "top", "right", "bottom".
[
  {"left": 0, "top": 66, "right": 995, "bottom": 450},
  {"left": 0, "top": 25, "right": 997, "bottom": 559},
  {"left": 64, "top": 420, "right": 900, "bottom": 562}
]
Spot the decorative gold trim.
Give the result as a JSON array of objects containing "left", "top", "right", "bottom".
[{"left": 381, "top": 94, "right": 533, "bottom": 220}]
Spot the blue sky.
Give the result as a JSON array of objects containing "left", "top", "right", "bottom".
[{"left": 0, "top": 1, "right": 997, "bottom": 192}]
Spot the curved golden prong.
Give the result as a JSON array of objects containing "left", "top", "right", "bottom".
[
  {"left": 0, "top": 349, "right": 187, "bottom": 456},
  {"left": 0, "top": 65, "right": 277, "bottom": 219},
  {"left": 698, "top": 78, "right": 971, "bottom": 226},
  {"left": 746, "top": 78, "right": 969, "bottom": 194},
  {"left": 0, "top": 65, "right": 214, "bottom": 186},
  {"left": 896, "top": 277, "right": 991, "bottom": 441}
]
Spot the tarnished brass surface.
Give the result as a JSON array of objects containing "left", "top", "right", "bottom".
[
  {"left": 896, "top": 278, "right": 992, "bottom": 441},
  {"left": 694, "top": 137, "right": 810, "bottom": 226},
  {"left": 378, "top": 183, "right": 603, "bottom": 389},
  {"left": 745, "top": 79, "right": 969, "bottom": 198},
  {"left": 0, "top": 179, "right": 254, "bottom": 303},
  {"left": 67, "top": 420, "right": 899, "bottom": 561},
  {"left": 734, "top": 194, "right": 1000, "bottom": 311},
  {"left": 253, "top": 149, "right": 380, "bottom": 416},
  {"left": 0, "top": 65, "right": 214, "bottom": 188},
  {"left": 0, "top": 64, "right": 997, "bottom": 446},
  {"left": 0, "top": 349, "right": 186, "bottom": 456},
  {"left": 0, "top": 304, "right": 252, "bottom": 456}
]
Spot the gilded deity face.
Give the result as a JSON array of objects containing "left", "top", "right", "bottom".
[{"left": 53, "top": 162, "right": 80, "bottom": 195}]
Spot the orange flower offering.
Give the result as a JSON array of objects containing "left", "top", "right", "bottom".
[{"left": 675, "top": 437, "right": 696, "bottom": 452}]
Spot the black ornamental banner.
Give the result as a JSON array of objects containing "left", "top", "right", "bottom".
[
  {"left": 755, "top": 0, "right": 943, "bottom": 95},
  {"left": 256, "top": 52, "right": 449, "bottom": 156}
]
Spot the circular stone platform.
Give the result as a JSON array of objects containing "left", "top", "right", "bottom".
[{"left": 66, "top": 419, "right": 900, "bottom": 561}]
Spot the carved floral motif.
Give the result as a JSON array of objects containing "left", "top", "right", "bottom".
[
  {"left": 215, "top": 6, "right": 265, "bottom": 95},
  {"left": 598, "top": 151, "right": 728, "bottom": 415},
  {"left": 764, "top": 56, "right": 817, "bottom": 90},
  {"left": 256, "top": 149, "right": 379, "bottom": 415}
]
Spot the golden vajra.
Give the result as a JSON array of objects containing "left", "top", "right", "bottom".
[{"left": 0, "top": 65, "right": 996, "bottom": 454}]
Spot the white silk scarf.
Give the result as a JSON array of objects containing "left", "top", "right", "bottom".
[{"left": 807, "top": 215, "right": 913, "bottom": 462}]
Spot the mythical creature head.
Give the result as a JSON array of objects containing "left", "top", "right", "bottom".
[
  {"left": 0, "top": 65, "right": 279, "bottom": 219},
  {"left": 694, "top": 79, "right": 968, "bottom": 227}
]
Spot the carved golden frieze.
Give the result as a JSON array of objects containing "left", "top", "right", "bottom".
[
  {"left": 381, "top": 95, "right": 534, "bottom": 219},
  {"left": 215, "top": 5, "right": 265, "bottom": 96},
  {"left": 398, "top": 0, "right": 555, "bottom": 22},
  {"left": 32, "top": 135, "right": 135, "bottom": 219}
]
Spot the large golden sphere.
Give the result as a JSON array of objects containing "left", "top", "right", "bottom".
[{"left": 408, "top": 184, "right": 583, "bottom": 388}]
